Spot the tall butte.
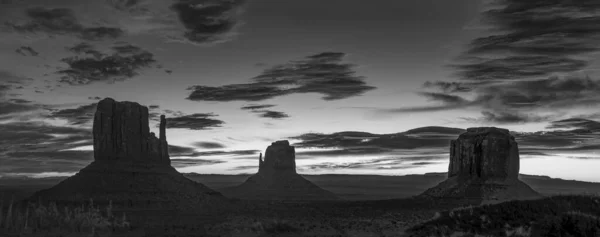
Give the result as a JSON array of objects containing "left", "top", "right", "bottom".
[
  {"left": 420, "top": 127, "right": 541, "bottom": 203},
  {"left": 221, "top": 140, "right": 339, "bottom": 201},
  {"left": 31, "top": 98, "right": 227, "bottom": 209}
]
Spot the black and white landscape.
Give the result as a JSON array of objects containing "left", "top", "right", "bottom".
[{"left": 1, "top": 0, "right": 600, "bottom": 236}]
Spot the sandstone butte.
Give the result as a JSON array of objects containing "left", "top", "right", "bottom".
[
  {"left": 420, "top": 127, "right": 541, "bottom": 203},
  {"left": 221, "top": 140, "right": 339, "bottom": 201},
  {"left": 30, "top": 98, "right": 227, "bottom": 210}
]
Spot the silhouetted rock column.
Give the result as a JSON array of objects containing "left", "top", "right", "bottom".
[
  {"left": 258, "top": 140, "right": 296, "bottom": 175},
  {"left": 447, "top": 127, "right": 519, "bottom": 181},
  {"left": 93, "top": 98, "right": 170, "bottom": 165}
]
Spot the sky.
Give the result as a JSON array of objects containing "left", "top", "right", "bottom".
[{"left": 1, "top": 0, "right": 599, "bottom": 182}]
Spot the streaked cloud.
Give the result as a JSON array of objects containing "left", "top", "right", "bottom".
[{"left": 187, "top": 52, "right": 376, "bottom": 102}]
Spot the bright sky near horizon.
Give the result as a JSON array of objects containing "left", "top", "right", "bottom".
[{"left": 1, "top": 0, "right": 599, "bottom": 182}]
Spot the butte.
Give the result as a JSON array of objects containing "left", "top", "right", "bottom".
[
  {"left": 221, "top": 140, "right": 339, "bottom": 201},
  {"left": 420, "top": 127, "right": 541, "bottom": 204},
  {"left": 30, "top": 98, "right": 227, "bottom": 210}
]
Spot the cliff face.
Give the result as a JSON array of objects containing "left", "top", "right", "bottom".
[
  {"left": 421, "top": 127, "right": 540, "bottom": 203},
  {"left": 448, "top": 127, "right": 519, "bottom": 181},
  {"left": 93, "top": 98, "right": 169, "bottom": 165}
]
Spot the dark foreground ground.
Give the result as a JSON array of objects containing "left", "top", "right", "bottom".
[{"left": 0, "top": 173, "right": 599, "bottom": 237}]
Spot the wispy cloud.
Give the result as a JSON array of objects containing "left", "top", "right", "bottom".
[
  {"left": 58, "top": 42, "right": 157, "bottom": 85},
  {"left": 5, "top": 7, "right": 123, "bottom": 40},
  {"left": 187, "top": 52, "right": 376, "bottom": 102},
  {"left": 165, "top": 113, "right": 224, "bottom": 130},
  {"left": 380, "top": 0, "right": 600, "bottom": 124}
]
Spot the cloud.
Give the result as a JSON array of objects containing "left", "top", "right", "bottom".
[
  {"left": 291, "top": 127, "right": 465, "bottom": 152},
  {"left": 453, "top": 0, "right": 600, "bottom": 82},
  {"left": 0, "top": 121, "right": 93, "bottom": 174},
  {"left": 187, "top": 83, "right": 287, "bottom": 102},
  {"left": 168, "top": 144, "right": 258, "bottom": 157},
  {"left": 423, "top": 81, "right": 474, "bottom": 93},
  {"left": 417, "top": 92, "right": 468, "bottom": 105},
  {"left": 192, "top": 141, "right": 226, "bottom": 149},
  {"left": 15, "top": 46, "right": 39, "bottom": 56},
  {"left": 297, "top": 158, "right": 436, "bottom": 172},
  {"left": 170, "top": 158, "right": 224, "bottom": 168},
  {"left": 0, "top": 101, "right": 39, "bottom": 116},
  {"left": 169, "top": 0, "right": 247, "bottom": 44},
  {"left": 546, "top": 118, "right": 600, "bottom": 131},
  {"left": 187, "top": 52, "right": 376, "bottom": 102},
  {"left": 6, "top": 7, "right": 124, "bottom": 41},
  {"left": 463, "top": 110, "right": 556, "bottom": 124},
  {"left": 58, "top": 42, "right": 156, "bottom": 85},
  {"left": 1, "top": 151, "right": 93, "bottom": 174},
  {"left": 383, "top": 1, "right": 600, "bottom": 124},
  {"left": 165, "top": 113, "right": 224, "bottom": 130},
  {"left": 240, "top": 104, "right": 275, "bottom": 110},
  {"left": 256, "top": 110, "right": 289, "bottom": 119},
  {"left": 46, "top": 103, "right": 97, "bottom": 125}
]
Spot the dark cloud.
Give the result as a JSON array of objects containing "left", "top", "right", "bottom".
[
  {"left": 168, "top": 144, "right": 258, "bottom": 157},
  {"left": 88, "top": 96, "right": 102, "bottom": 100},
  {"left": 389, "top": 75, "right": 600, "bottom": 123},
  {"left": 58, "top": 42, "right": 156, "bottom": 85},
  {"left": 291, "top": 127, "right": 465, "bottom": 152},
  {"left": 298, "top": 158, "right": 434, "bottom": 172},
  {"left": 15, "top": 46, "right": 39, "bottom": 56},
  {"left": 193, "top": 142, "right": 226, "bottom": 149},
  {"left": 423, "top": 81, "right": 474, "bottom": 93},
  {"left": 168, "top": 145, "right": 197, "bottom": 156},
  {"left": 169, "top": 0, "right": 246, "bottom": 44},
  {"left": 8, "top": 98, "right": 32, "bottom": 104},
  {"left": 453, "top": 0, "right": 600, "bottom": 82},
  {"left": 256, "top": 110, "right": 289, "bottom": 119},
  {"left": 187, "top": 84, "right": 287, "bottom": 102},
  {"left": 463, "top": 110, "right": 555, "bottom": 124},
  {"left": 187, "top": 52, "right": 375, "bottom": 102},
  {"left": 6, "top": 150, "right": 93, "bottom": 162},
  {"left": 104, "top": 0, "right": 145, "bottom": 11},
  {"left": 386, "top": 1, "right": 600, "bottom": 124},
  {"left": 7, "top": 7, "right": 124, "bottom": 40},
  {"left": 417, "top": 92, "right": 468, "bottom": 105},
  {"left": 240, "top": 104, "right": 275, "bottom": 110},
  {"left": 46, "top": 103, "right": 97, "bottom": 125},
  {"left": 514, "top": 128, "right": 600, "bottom": 153},
  {"left": 149, "top": 105, "right": 160, "bottom": 109},
  {"left": 0, "top": 101, "right": 38, "bottom": 116},
  {"left": 170, "top": 158, "right": 224, "bottom": 168},
  {"left": 0, "top": 121, "right": 93, "bottom": 174},
  {"left": 546, "top": 118, "right": 600, "bottom": 131},
  {"left": 165, "top": 113, "right": 224, "bottom": 130}
]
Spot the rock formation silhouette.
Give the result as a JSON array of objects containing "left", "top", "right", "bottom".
[
  {"left": 421, "top": 127, "right": 541, "bottom": 203},
  {"left": 93, "top": 98, "right": 170, "bottom": 165},
  {"left": 30, "top": 98, "right": 226, "bottom": 209},
  {"left": 221, "top": 140, "right": 339, "bottom": 201}
]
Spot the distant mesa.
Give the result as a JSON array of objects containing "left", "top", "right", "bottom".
[
  {"left": 30, "top": 98, "right": 227, "bottom": 209},
  {"left": 220, "top": 140, "right": 339, "bottom": 201},
  {"left": 420, "top": 127, "right": 541, "bottom": 203}
]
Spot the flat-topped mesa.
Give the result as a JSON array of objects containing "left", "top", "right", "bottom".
[
  {"left": 258, "top": 140, "right": 296, "bottom": 174},
  {"left": 93, "top": 98, "right": 170, "bottom": 165},
  {"left": 421, "top": 127, "right": 540, "bottom": 202},
  {"left": 448, "top": 127, "right": 519, "bottom": 181}
]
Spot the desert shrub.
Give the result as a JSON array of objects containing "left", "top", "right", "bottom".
[
  {"left": 406, "top": 195, "right": 600, "bottom": 237},
  {"left": 262, "top": 219, "right": 302, "bottom": 234},
  {"left": 0, "top": 198, "right": 130, "bottom": 235}
]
